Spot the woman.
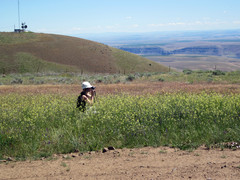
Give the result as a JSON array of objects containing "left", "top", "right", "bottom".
[{"left": 77, "top": 81, "right": 96, "bottom": 112}]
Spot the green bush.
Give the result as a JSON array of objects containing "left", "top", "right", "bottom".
[
  {"left": 126, "top": 74, "right": 135, "bottom": 81},
  {"left": 212, "top": 70, "right": 225, "bottom": 76},
  {"left": 158, "top": 77, "right": 165, "bottom": 82},
  {"left": 183, "top": 69, "right": 193, "bottom": 74}
]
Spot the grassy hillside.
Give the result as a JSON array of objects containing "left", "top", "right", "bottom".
[{"left": 0, "top": 32, "right": 169, "bottom": 74}]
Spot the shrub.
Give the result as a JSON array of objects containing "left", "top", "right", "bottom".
[
  {"left": 11, "top": 78, "right": 23, "bottom": 84},
  {"left": 212, "top": 70, "right": 225, "bottom": 76},
  {"left": 126, "top": 74, "right": 135, "bottom": 81},
  {"left": 183, "top": 69, "right": 193, "bottom": 75},
  {"left": 158, "top": 77, "right": 165, "bottom": 82},
  {"left": 96, "top": 79, "right": 103, "bottom": 83}
]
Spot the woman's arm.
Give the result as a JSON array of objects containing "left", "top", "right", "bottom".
[{"left": 82, "top": 93, "right": 94, "bottom": 105}]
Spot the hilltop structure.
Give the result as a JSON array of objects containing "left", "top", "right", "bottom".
[
  {"left": 14, "top": 0, "right": 28, "bottom": 33},
  {"left": 14, "top": 23, "right": 27, "bottom": 33}
]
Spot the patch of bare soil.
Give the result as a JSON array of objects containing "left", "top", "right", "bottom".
[{"left": 0, "top": 147, "right": 240, "bottom": 180}]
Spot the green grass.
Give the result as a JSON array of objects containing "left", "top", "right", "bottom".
[
  {"left": 0, "top": 93, "right": 240, "bottom": 160},
  {"left": 1, "top": 70, "right": 239, "bottom": 85},
  {"left": 111, "top": 47, "right": 169, "bottom": 73},
  {"left": 0, "top": 32, "right": 40, "bottom": 45},
  {"left": 0, "top": 52, "right": 78, "bottom": 74},
  {"left": 148, "top": 70, "right": 240, "bottom": 84},
  {"left": 15, "top": 52, "right": 78, "bottom": 73}
]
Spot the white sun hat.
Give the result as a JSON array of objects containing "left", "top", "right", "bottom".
[{"left": 82, "top": 81, "right": 95, "bottom": 90}]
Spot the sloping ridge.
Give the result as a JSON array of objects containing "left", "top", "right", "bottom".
[{"left": 0, "top": 32, "right": 169, "bottom": 74}]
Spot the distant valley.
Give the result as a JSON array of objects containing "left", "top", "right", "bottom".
[
  {"left": 118, "top": 45, "right": 240, "bottom": 58},
  {"left": 117, "top": 44, "right": 240, "bottom": 71},
  {"left": 76, "top": 30, "right": 240, "bottom": 71}
]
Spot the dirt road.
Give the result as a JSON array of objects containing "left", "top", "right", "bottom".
[{"left": 0, "top": 146, "right": 240, "bottom": 180}]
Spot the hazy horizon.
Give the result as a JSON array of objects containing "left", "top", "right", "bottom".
[{"left": 1, "top": 0, "right": 240, "bottom": 35}]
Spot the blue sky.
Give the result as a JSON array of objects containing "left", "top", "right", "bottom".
[{"left": 1, "top": 0, "right": 240, "bottom": 35}]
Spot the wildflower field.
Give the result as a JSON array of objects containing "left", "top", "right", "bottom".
[{"left": 1, "top": 92, "right": 240, "bottom": 160}]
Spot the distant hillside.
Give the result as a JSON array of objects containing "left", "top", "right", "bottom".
[
  {"left": 119, "top": 47, "right": 171, "bottom": 56},
  {"left": 116, "top": 43, "right": 240, "bottom": 71},
  {"left": 0, "top": 32, "right": 169, "bottom": 74},
  {"left": 117, "top": 45, "right": 240, "bottom": 57},
  {"left": 75, "top": 30, "right": 240, "bottom": 71}
]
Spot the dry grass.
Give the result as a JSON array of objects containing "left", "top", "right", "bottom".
[
  {"left": 1, "top": 82, "right": 239, "bottom": 95},
  {"left": 0, "top": 32, "right": 168, "bottom": 74}
]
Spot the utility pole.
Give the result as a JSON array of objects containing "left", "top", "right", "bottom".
[
  {"left": 18, "top": 0, "right": 20, "bottom": 29},
  {"left": 14, "top": 0, "right": 27, "bottom": 32}
]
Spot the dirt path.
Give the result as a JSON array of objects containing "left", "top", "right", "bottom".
[{"left": 0, "top": 147, "right": 240, "bottom": 180}]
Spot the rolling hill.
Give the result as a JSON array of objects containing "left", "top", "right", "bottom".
[{"left": 0, "top": 32, "right": 169, "bottom": 74}]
